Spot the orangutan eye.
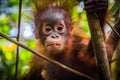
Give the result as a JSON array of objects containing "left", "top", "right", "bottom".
[
  {"left": 55, "top": 24, "right": 66, "bottom": 34},
  {"left": 43, "top": 26, "right": 53, "bottom": 34},
  {"left": 46, "top": 27, "right": 52, "bottom": 32},
  {"left": 57, "top": 26, "right": 63, "bottom": 31}
]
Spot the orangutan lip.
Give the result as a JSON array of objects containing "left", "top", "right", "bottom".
[{"left": 47, "top": 44, "right": 61, "bottom": 46}]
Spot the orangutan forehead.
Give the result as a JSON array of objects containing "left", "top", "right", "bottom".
[{"left": 40, "top": 8, "right": 65, "bottom": 21}]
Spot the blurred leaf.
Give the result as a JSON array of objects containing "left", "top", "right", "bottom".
[
  {"left": 72, "top": 6, "right": 79, "bottom": 21},
  {"left": 110, "top": 0, "right": 120, "bottom": 15}
]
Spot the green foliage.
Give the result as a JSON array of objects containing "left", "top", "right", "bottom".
[
  {"left": 0, "top": 40, "right": 16, "bottom": 80},
  {"left": 110, "top": 0, "right": 120, "bottom": 16},
  {"left": 80, "top": 12, "right": 90, "bottom": 35},
  {"left": 0, "top": 0, "right": 34, "bottom": 80},
  {"left": 0, "top": 14, "right": 10, "bottom": 34},
  {"left": 0, "top": 39, "right": 35, "bottom": 80}
]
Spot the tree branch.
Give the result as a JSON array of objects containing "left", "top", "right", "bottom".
[
  {"left": 86, "top": 13, "right": 111, "bottom": 80},
  {"left": 0, "top": 32, "right": 95, "bottom": 80}
]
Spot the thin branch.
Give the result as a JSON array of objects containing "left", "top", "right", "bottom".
[
  {"left": 107, "top": 21, "right": 120, "bottom": 39},
  {"left": 0, "top": 32, "right": 95, "bottom": 80},
  {"left": 110, "top": 58, "right": 117, "bottom": 63},
  {"left": 15, "top": 0, "right": 22, "bottom": 79}
]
